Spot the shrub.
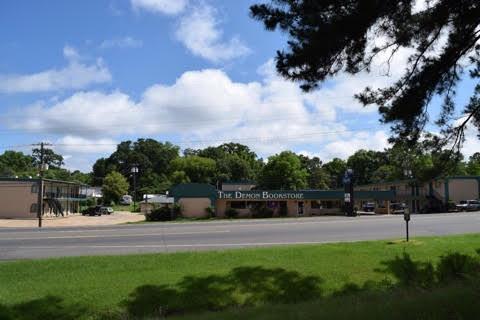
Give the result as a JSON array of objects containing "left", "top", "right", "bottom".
[
  {"left": 384, "top": 252, "right": 435, "bottom": 288},
  {"left": 204, "top": 206, "right": 215, "bottom": 218},
  {"left": 172, "top": 203, "right": 182, "bottom": 217},
  {"left": 436, "top": 252, "right": 480, "bottom": 282},
  {"left": 146, "top": 206, "right": 174, "bottom": 221},
  {"left": 224, "top": 208, "right": 238, "bottom": 218}
]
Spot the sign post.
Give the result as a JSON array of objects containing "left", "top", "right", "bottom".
[
  {"left": 403, "top": 209, "right": 410, "bottom": 242},
  {"left": 343, "top": 169, "right": 355, "bottom": 216}
]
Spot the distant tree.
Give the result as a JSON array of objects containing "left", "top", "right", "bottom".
[
  {"left": 170, "top": 156, "right": 217, "bottom": 184},
  {"left": 102, "top": 171, "right": 129, "bottom": 204},
  {"left": 322, "top": 158, "right": 347, "bottom": 189},
  {"left": 347, "top": 150, "right": 387, "bottom": 185},
  {"left": 250, "top": 0, "right": 480, "bottom": 149},
  {"left": 298, "top": 155, "right": 329, "bottom": 189},
  {"left": 0, "top": 151, "right": 35, "bottom": 176},
  {"left": 466, "top": 152, "right": 480, "bottom": 175},
  {"left": 193, "top": 143, "right": 263, "bottom": 182},
  {"left": 170, "top": 171, "right": 191, "bottom": 185},
  {"left": 32, "top": 148, "right": 64, "bottom": 169},
  {"left": 92, "top": 139, "right": 179, "bottom": 189},
  {"left": 371, "top": 165, "right": 398, "bottom": 183},
  {"left": 258, "top": 151, "right": 308, "bottom": 190}
]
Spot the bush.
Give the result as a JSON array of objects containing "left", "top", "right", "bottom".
[
  {"left": 224, "top": 208, "right": 238, "bottom": 218},
  {"left": 204, "top": 206, "right": 215, "bottom": 218},
  {"left": 172, "top": 203, "right": 182, "bottom": 217},
  {"left": 436, "top": 252, "right": 480, "bottom": 282},
  {"left": 146, "top": 206, "right": 174, "bottom": 221}
]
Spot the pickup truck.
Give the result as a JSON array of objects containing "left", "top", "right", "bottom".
[{"left": 455, "top": 200, "right": 480, "bottom": 212}]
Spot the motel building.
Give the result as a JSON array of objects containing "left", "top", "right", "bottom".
[
  {"left": 0, "top": 178, "right": 88, "bottom": 219},
  {"left": 170, "top": 177, "right": 480, "bottom": 218},
  {"left": 170, "top": 182, "right": 396, "bottom": 218}
]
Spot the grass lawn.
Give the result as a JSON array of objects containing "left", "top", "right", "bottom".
[
  {"left": 0, "top": 233, "right": 479, "bottom": 319},
  {"left": 111, "top": 203, "right": 140, "bottom": 213}
]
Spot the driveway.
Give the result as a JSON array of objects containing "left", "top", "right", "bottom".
[{"left": 0, "top": 212, "right": 145, "bottom": 228}]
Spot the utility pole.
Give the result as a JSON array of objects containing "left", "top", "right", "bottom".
[{"left": 34, "top": 142, "right": 50, "bottom": 228}]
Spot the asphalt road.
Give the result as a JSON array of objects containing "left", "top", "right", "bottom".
[{"left": 1, "top": 212, "right": 479, "bottom": 260}]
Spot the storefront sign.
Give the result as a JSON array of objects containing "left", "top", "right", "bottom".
[{"left": 218, "top": 191, "right": 304, "bottom": 200}]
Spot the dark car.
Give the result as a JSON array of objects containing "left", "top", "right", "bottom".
[
  {"left": 362, "top": 202, "right": 375, "bottom": 212},
  {"left": 390, "top": 202, "right": 407, "bottom": 214},
  {"left": 82, "top": 206, "right": 102, "bottom": 216}
]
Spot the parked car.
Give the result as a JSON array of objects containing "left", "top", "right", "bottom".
[
  {"left": 390, "top": 202, "right": 407, "bottom": 214},
  {"left": 82, "top": 206, "right": 102, "bottom": 216},
  {"left": 100, "top": 206, "right": 114, "bottom": 215},
  {"left": 362, "top": 202, "right": 375, "bottom": 212},
  {"left": 455, "top": 200, "right": 480, "bottom": 212}
]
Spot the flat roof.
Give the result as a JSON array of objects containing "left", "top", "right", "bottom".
[{"left": 0, "top": 177, "right": 89, "bottom": 186}]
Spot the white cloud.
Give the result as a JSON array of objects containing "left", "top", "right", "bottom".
[
  {"left": 55, "top": 136, "right": 118, "bottom": 154},
  {"left": 99, "top": 36, "right": 143, "bottom": 49},
  {"left": 175, "top": 4, "right": 251, "bottom": 63},
  {"left": 131, "top": 0, "right": 188, "bottom": 15},
  {"left": 5, "top": 60, "right": 391, "bottom": 171},
  {"left": 0, "top": 46, "right": 111, "bottom": 94}
]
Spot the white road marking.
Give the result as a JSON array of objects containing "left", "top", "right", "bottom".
[
  {"left": 15, "top": 241, "right": 343, "bottom": 249},
  {"left": 0, "top": 230, "right": 230, "bottom": 241}
]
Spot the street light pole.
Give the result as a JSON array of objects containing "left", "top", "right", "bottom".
[{"left": 131, "top": 165, "right": 139, "bottom": 212}]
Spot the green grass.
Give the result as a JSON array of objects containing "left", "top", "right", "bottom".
[
  {"left": 111, "top": 203, "right": 140, "bottom": 213},
  {"left": 0, "top": 233, "right": 479, "bottom": 319},
  {"left": 175, "top": 280, "right": 480, "bottom": 320}
]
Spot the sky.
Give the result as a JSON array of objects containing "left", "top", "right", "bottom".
[{"left": 0, "top": 0, "right": 478, "bottom": 172}]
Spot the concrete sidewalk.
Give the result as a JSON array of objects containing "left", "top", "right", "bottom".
[{"left": 0, "top": 211, "right": 145, "bottom": 228}]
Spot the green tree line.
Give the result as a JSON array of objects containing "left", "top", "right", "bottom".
[{"left": 2, "top": 139, "right": 480, "bottom": 202}]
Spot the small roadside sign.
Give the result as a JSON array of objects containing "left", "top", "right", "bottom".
[{"left": 344, "top": 193, "right": 351, "bottom": 203}]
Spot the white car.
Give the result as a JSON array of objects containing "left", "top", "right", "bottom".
[
  {"left": 455, "top": 200, "right": 480, "bottom": 212},
  {"left": 120, "top": 195, "right": 133, "bottom": 205}
]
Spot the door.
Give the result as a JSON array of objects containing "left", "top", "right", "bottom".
[{"left": 297, "top": 201, "right": 304, "bottom": 215}]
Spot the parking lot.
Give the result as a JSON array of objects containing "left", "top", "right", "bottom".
[{"left": 0, "top": 212, "right": 145, "bottom": 228}]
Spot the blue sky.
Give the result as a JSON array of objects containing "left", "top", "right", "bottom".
[{"left": 0, "top": 0, "right": 478, "bottom": 172}]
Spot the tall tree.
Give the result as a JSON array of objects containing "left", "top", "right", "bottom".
[
  {"left": 466, "top": 152, "right": 480, "bottom": 175},
  {"left": 347, "top": 150, "right": 387, "bottom": 185},
  {"left": 298, "top": 155, "right": 329, "bottom": 189},
  {"left": 322, "top": 158, "right": 347, "bottom": 189},
  {"left": 250, "top": 0, "right": 480, "bottom": 148},
  {"left": 192, "top": 143, "right": 263, "bottom": 182},
  {"left": 32, "top": 148, "right": 64, "bottom": 169},
  {"left": 0, "top": 151, "right": 35, "bottom": 177},
  {"left": 102, "top": 171, "right": 129, "bottom": 204},
  {"left": 258, "top": 151, "right": 308, "bottom": 190},
  {"left": 170, "top": 156, "right": 217, "bottom": 184}
]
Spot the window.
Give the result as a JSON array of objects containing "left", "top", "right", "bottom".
[
  {"left": 320, "top": 200, "right": 341, "bottom": 209},
  {"left": 30, "top": 203, "right": 38, "bottom": 213},
  {"left": 311, "top": 200, "right": 321, "bottom": 209},
  {"left": 229, "top": 201, "right": 246, "bottom": 209}
]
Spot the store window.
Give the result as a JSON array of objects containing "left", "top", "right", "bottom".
[
  {"left": 229, "top": 201, "right": 246, "bottom": 209},
  {"left": 320, "top": 200, "right": 341, "bottom": 209},
  {"left": 311, "top": 200, "right": 321, "bottom": 209}
]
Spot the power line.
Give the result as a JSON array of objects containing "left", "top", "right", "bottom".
[
  {"left": 0, "top": 112, "right": 373, "bottom": 134},
  {"left": 0, "top": 126, "right": 384, "bottom": 150}
]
